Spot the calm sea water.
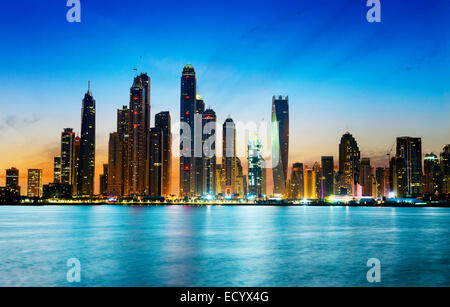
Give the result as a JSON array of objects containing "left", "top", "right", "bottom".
[{"left": 0, "top": 205, "right": 449, "bottom": 287}]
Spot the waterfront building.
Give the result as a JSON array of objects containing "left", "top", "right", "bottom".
[{"left": 271, "top": 96, "right": 289, "bottom": 197}]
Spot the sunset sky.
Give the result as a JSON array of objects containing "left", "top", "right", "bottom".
[{"left": 0, "top": 0, "right": 449, "bottom": 194}]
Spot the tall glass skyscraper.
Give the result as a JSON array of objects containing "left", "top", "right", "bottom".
[
  {"left": 289, "top": 163, "right": 304, "bottom": 199},
  {"left": 77, "top": 82, "right": 96, "bottom": 196},
  {"left": 424, "top": 153, "right": 442, "bottom": 195},
  {"left": 180, "top": 64, "right": 197, "bottom": 197},
  {"left": 360, "top": 158, "right": 373, "bottom": 197},
  {"left": 60, "top": 128, "right": 75, "bottom": 186},
  {"left": 222, "top": 118, "right": 237, "bottom": 197},
  {"left": 155, "top": 111, "right": 172, "bottom": 197},
  {"left": 321, "top": 156, "right": 334, "bottom": 198},
  {"left": 128, "top": 75, "right": 150, "bottom": 195},
  {"left": 338, "top": 132, "right": 360, "bottom": 196},
  {"left": 271, "top": 96, "right": 289, "bottom": 197},
  {"left": 53, "top": 156, "right": 61, "bottom": 183},
  {"left": 248, "top": 137, "right": 263, "bottom": 197},
  {"left": 396, "top": 137, "right": 423, "bottom": 197},
  {"left": 202, "top": 109, "right": 216, "bottom": 197},
  {"left": 147, "top": 128, "right": 163, "bottom": 197}
]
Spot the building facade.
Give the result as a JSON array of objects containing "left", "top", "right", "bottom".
[
  {"left": 271, "top": 96, "right": 289, "bottom": 196},
  {"left": 27, "top": 169, "right": 43, "bottom": 198},
  {"left": 396, "top": 137, "right": 422, "bottom": 197},
  {"left": 77, "top": 82, "right": 96, "bottom": 196}
]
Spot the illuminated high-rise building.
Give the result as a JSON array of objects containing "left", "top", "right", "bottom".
[
  {"left": 53, "top": 156, "right": 61, "bottom": 183},
  {"left": 222, "top": 118, "right": 237, "bottom": 197},
  {"left": 215, "top": 164, "right": 223, "bottom": 196},
  {"left": 6, "top": 167, "right": 20, "bottom": 193},
  {"left": 248, "top": 137, "right": 263, "bottom": 197},
  {"left": 396, "top": 137, "right": 422, "bottom": 197},
  {"left": 60, "top": 128, "right": 75, "bottom": 186},
  {"left": 440, "top": 145, "right": 450, "bottom": 194},
  {"left": 180, "top": 64, "right": 197, "bottom": 197},
  {"left": 423, "top": 153, "right": 442, "bottom": 196},
  {"left": 147, "top": 128, "right": 163, "bottom": 197},
  {"left": 117, "top": 106, "right": 130, "bottom": 195},
  {"left": 304, "top": 167, "right": 317, "bottom": 199},
  {"left": 338, "top": 132, "right": 360, "bottom": 196},
  {"left": 27, "top": 169, "right": 43, "bottom": 198},
  {"left": 202, "top": 109, "right": 216, "bottom": 196},
  {"left": 391, "top": 156, "right": 408, "bottom": 198},
  {"left": 73, "top": 136, "right": 81, "bottom": 195},
  {"left": 155, "top": 111, "right": 172, "bottom": 196},
  {"left": 290, "top": 163, "right": 304, "bottom": 199},
  {"left": 375, "top": 167, "right": 386, "bottom": 198},
  {"left": 261, "top": 162, "right": 267, "bottom": 197},
  {"left": 360, "top": 158, "right": 373, "bottom": 197},
  {"left": 194, "top": 95, "right": 205, "bottom": 196},
  {"left": 77, "top": 82, "right": 96, "bottom": 196},
  {"left": 313, "top": 162, "right": 321, "bottom": 199},
  {"left": 321, "top": 156, "right": 334, "bottom": 198},
  {"left": 128, "top": 75, "right": 149, "bottom": 195},
  {"left": 107, "top": 132, "right": 123, "bottom": 196},
  {"left": 271, "top": 96, "right": 289, "bottom": 196}
]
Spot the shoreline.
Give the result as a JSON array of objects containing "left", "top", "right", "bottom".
[{"left": 1, "top": 202, "right": 450, "bottom": 208}]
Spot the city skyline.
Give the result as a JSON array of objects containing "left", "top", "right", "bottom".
[
  {"left": 0, "top": 1, "right": 449, "bottom": 194},
  {"left": 1, "top": 64, "right": 449, "bottom": 199},
  {"left": 0, "top": 65, "right": 449, "bottom": 196}
]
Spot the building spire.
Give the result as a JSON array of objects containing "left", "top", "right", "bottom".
[{"left": 87, "top": 80, "right": 92, "bottom": 95}]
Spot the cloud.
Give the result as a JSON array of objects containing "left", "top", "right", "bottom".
[{"left": 1, "top": 114, "right": 41, "bottom": 130}]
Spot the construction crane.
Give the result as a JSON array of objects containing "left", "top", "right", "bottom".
[{"left": 386, "top": 140, "right": 396, "bottom": 165}]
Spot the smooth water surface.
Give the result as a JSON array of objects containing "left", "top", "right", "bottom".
[{"left": 0, "top": 206, "right": 449, "bottom": 286}]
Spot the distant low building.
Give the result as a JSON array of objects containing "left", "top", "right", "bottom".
[
  {"left": 42, "top": 183, "right": 73, "bottom": 200},
  {"left": 0, "top": 187, "right": 21, "bottom": 204}
]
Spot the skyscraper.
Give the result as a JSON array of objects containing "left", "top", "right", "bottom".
[
  {"left": 423, "top": 153, "right": 442, "bottom": 196},
  {"left": 360, "top": 158, "right": 373, "bottom": 197},
  {"left": 304, "top": 167, "right": 317, "bottom": 199},
  {"left": 6, "top": 167, "right": 20, "bottom": 194},
  {"left": 248, "top": 137, "right": 263, "bottom": 197},
  {"left": 290, "top": 163, "right": 304, "bottom": 199},
  {"left": 440, "top": 145, "right": 450, "bottom": 194},
  {"left": 391, "top": 156, "right": 408, "bottom": 198},
  {"left": 117, "top": 106, "right": 130, "bottom": 195},
  {"left": 271, "top": 96, "right": 289, "bottom": 197},
  {"left": 60, "top": 128, "right": 75, "bottom": 186},
  {"left": 155, "top": 111, "right": 172, "bottom": 196},
  {"left": 222, "top": 118, "right": 237, "bottom": 197},
  {"left": 147, "top": 128, "right": 163, "bottom": 197},
  {"left": 107, "top": 132, "right": 123, "bottom": 196},
  {"left": 53, "top": 156, "right": 61, "bottom": 183},
  {"left": 375, "top": 167, "right": 386, "bottom": 198},
  {"left": 180, "top": 64, "right": 197, "bottom": 197},
  {"left": 194, "top": 94, "right": 205, "bottom": 196},
  {"left": 99, "top": 164, "right": 108, "bottom": 195},
  {"left": 73, "top": 136, "right": 80, "bottom": 195},
  {"left": 77, "top": 82, "right": 96, "bottom": 196},
  {"left": 27, "top": 169, "right": 43, "bottom": 198},
  {"left": 396, "top": 137, "right": 423, "bottom": 197},
  {"left": 128, "top": 75, "right": 149, "bottom": 195},
  {"left": 313, "top": 162, "right": 321, "bottom": 199},
  {"left": 338, "top": 132, "right": 360, "bottom": 196},
  {"left": 321, "top": 156, "right": 334, "bottom": 199},
  {"left": 202, "top": 109, "right": 216, "bottom": 197}
]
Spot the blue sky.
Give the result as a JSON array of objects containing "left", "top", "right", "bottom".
[{"left": 0, "top": 0, "right": 449, "bottom": 190}]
